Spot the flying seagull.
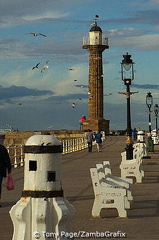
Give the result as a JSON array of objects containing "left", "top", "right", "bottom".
[
  {"left": 67, "top": 68, "right": 74, "bottom": 71},
  {"left": 29, "top": 32, "right": 47, "bottom": 37},
  {"left": 41, "top": 61, "right": 49, "bottom": 73},
  {"left": 32, "top": 63, "right": 40, "bottom": 70},
  {"left": 72, "top": 103, "right": 77, "bottom": 108}
]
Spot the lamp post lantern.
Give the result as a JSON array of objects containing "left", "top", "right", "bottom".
[
  {"left": 119, "top": 52, "right": 138, "bottom": 160},
  {"left": 146, "top": 92, "right": 153, "bottom": 134}
]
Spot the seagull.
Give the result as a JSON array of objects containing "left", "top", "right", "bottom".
[
  {"left": 104, "top": 93, "right": 113, "bottom": 96},
  {"left": 72, "top": 103, "right": 77, "bottom": 108},
  {"left": 41, "top": 61, "right": 49, "bottom": 73},
  {"left": 32, "top": 63, "right": 40, "bottom": 70},
  {"left": 67, "top": 68, "right": 74, "bottom": 71},
  {"left": 29, "top": 32, "right": 47, "bottom": 37}
]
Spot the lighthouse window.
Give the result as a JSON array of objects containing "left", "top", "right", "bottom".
[
  {"left": 29, "top": 160, "right": 37, "bottom": 171},
  {"left": 47, "top": 171, "right": 56, "bottom": 182}
]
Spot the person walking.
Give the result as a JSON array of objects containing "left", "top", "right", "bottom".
[
  {"left": 85, "top": 129, "right": 94, "bottom": 152},
  {"left": 132, "top": 128, "right": 138, "bottom": 141},
  {"left": 0, "top": 144, "right": 12, "bottom": 207},
  {"left": 95, "top": 131, "right": 102, "bottom": 152}
]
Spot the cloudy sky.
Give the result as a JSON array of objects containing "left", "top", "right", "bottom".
[{"left": 0, "top": 0, "right": 159, "bottom": 131}]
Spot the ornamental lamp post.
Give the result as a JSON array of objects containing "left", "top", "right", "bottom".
[
  {"left": 146, "top": 92, "right": 153, "bottom": 134},
  {"left": 154, "top": 103, "right": 159, "bottom": 144},
  {"left": 119, "top": 52, "right": 138, "bottom": 160},
  {"left": 154, "top": 104, "right": 159, "bottom": 133},
  {"left": 146, "top": 92, "right": 154, "bottom": 152}
]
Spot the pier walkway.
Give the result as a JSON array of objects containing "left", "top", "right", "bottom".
[{"left": 1, "top": 136, "right": 159, "bottom": 240}]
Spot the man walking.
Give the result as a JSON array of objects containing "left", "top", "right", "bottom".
[{"left": 86, "top": 129, "right": 94, "bottom": 152}]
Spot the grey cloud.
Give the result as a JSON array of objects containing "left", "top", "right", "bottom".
[
  {"left": 131, "top": 84, "right": 159, "bottom": 90},
  {"left": 45, "top": 93, "right": 88, "bottom": 102},
  {"left": 127, "top": 10, "right": 159, "bottom": 25},
  {"left": 0, "top": 85, "right": 54, "bottom": 100},
  {"left": 102, "top": 9, "right": 159, "bottom": 26},
  {"left": 0, "top": 0, "right": 86, "bottom": 27},
  {"left": 106, "top": 28, "right": 149, "bottom": 38},
  {"left": 0, "top": 34, "right": 85, "bottom": 60}
]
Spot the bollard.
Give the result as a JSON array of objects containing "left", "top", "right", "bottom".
[
  {"left": 10, "top": 134, "right": 75, "bottom": 240},
  {"left": 137, "top": 130, "right": 151, "bottom": 158},
  {"left": 137, "top": 130, "right": 145, "bottom": 143}
]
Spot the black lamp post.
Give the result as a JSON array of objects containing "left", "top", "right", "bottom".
[
  {"left": 120, "top": 52, "right": 137, "bottom": 160},
  {"left": 154, "top": 103, "right": 159, "bottom": 134},
  {"left": 146, "top": 92, "right": 153, "bottom": 134}
]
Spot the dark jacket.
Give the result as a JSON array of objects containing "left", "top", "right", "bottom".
[
  {"left": 95, "top": 132, "right": 102, "bottom": 143},
  {"left": 0, "top": 144, "right": 12, "bottom": 178}
]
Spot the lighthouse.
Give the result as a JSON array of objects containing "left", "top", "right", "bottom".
[{"left": 82, "top": 19, "right": 109, "bottom": 133}]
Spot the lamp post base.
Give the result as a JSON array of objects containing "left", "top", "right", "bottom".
[
  {"left": 125, "top": 136, "right": 134, "bottom": 160},
  {"left": 125, "top": 144, "right": 133, "bottom": 160}
]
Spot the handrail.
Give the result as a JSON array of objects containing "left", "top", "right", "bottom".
[{"left": 7, "top": 136, "right": 88, "bottom": 168}]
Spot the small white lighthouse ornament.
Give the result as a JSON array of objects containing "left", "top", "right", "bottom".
[{"left": 10, "top": 134, "right": 75, "bottom": 240}]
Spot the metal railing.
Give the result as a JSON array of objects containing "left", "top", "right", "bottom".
[
  {"left": 7, "top": 145, "right": 24, "bottom": 168},
  {"left": 83, "top": 37, "right": 108, "bottom": 46},
  {"left": 7, "top": 136, "right": 88, "bottom": 168}
]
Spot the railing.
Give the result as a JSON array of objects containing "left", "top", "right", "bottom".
[
  {"left": 61, "top": 137, "right": 88, "bottom": 154},
  {"left": 83, "top": 37, "right": 108, "bottom": 46},
  {"left": 7, "top": 145, "right": 24, "bottom": 168},
  {"left": 7, "top": 136, "right": 88, "bottom": 168}
]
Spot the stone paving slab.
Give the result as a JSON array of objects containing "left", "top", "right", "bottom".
[{"left": 0, "top": 136, "right": 159, "bottom": 240}]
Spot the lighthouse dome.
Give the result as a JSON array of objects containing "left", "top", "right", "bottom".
[{"left": 90, "top": 24, "right": 102, "bottom": 33}]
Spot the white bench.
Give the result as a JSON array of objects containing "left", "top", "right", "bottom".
[
  {"left": 120, "top": 148, "right": 144, "bottom": 183},
  {"left": 90, "top": 163, "right": 132, "bottom": 218},
  {"left": 134, "top": 142, "right": 148, "bottom": 158},
  {"left": 103, "top": 161, "right": 133, "bottom": 201}
]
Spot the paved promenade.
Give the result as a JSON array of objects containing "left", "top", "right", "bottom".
[{"left": 1, "top": 136, "right": 159, "bottom": 240}]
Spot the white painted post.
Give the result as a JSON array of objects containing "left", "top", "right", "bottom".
[
  {"left": 13, "top": 146, "right": 18, "bottom": 168},
  {"left": 10, "top": 134, "right": 75, "bottom": 240},
  {"left": 20, "top": 145, "right": 24, "bottom": 166}
]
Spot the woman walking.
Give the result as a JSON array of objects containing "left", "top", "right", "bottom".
[{"left": 95, "top": 131, "right": 102, "bottom": 152}]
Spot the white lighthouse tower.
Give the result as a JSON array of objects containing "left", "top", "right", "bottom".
[{"left": 82, "top": 19, "right": 109, "bottom": 133}]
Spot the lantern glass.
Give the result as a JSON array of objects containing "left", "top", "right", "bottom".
[
  {"left": 122, "top": 53, "right": 133, "bottom": 71},
  {"left": 123, "top": 63, "right": 132, "bottom": 71}
]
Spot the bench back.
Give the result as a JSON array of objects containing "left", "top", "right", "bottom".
[
  {"left": 103, "top": 161, "right": 111, "bottom": 176},
  {"left": 90, "top": 168, "right": 100, "bottom": 195}
]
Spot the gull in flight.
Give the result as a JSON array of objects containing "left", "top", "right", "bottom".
[
  {"left": 32, "top": 63, "right": 40, "bottom": 70},
  {"left": 72, "top": 103, "right": 77, "bottom": 108},
  {"left": 67, "top": 68, "right": 74, "bottom": 71},
  {"left": 29, "top": 32, "right": 47, "bottom": 37},
  {"left": 41, "top": 61, "right": 49, "bottom": 73}
]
